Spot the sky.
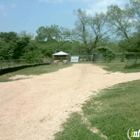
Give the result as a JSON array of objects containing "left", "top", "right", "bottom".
[{"left": 0, "top": 0, "right": 129, "bottom": 36}]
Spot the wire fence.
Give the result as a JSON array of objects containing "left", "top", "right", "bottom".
[
  {"left": 0, "top": 59, "right": 52, "bottom": 70},
  {"left": 125, "top": 57, "right": 140, "bottom": 67},
  {"left": 1, "top": 54, "right": 140, "bottom": 70}
]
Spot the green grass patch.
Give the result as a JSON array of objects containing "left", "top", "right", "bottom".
[
  {"left": 55, "top": 113, "right": 105, "bottom": 140},
  {"left": 96, "top": 59, "right": 140, "bottom": 73},
  {"left": 0, "top": 76, "right": 13, "bottom": 82},
  {"left": 11, "top": 64, "right": 72, "bottom": 75},
  {"left": 55, "top": 80, "right": 140, "bottom": 140},
  {"left": 0, "top": 63, "right": 72, "bottom": 82}
]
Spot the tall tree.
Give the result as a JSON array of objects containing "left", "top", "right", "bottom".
[
  {"left": 129, "top": 0, "right": 140, "bottom": 22},
  {"left": 35, "top": 25, "right": 61, "bottom": 43},
  {"left": 23, "top": 41, "right": 44, "bottom": 63},
  {"left": 60, "top": 27, "right": 73, "bottom": 42},
  {"left": 107, "top": 5, "right": 133, "bottom": 44},
  {"left": 125, "top": 0, "right": 140, "bottom": 31},
  {"left": 0, "top": 32, "right": 18, "bottom": 59},
  {"left": 0, "top": 39, "right": 12, "bottom": 60},
  {"left": 13, "top": 36, "right": 30, "bottom": 59},
  {"left": 0, "top": 32, "right": 18, "bottom": 43},
  {"left": 73, "top": 9, "right": 110, "bottom": 60},
  {"left": 88, "top": 12, "right": 110, "bottom": 50},
  {"left": 73, "top": 9, "right": 89, "bottom": 46}
]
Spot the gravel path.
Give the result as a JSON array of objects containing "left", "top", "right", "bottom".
[{"left": 0, "top": 64, "right": 140, "bottom": 140}]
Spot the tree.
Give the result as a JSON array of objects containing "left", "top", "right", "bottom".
[
  {"left": 13, "top": 36, "right": 30, "bottom": 59},
  {"left": 39, "top": 42, "right": 57, "bottom": 57},
  {"left": 60, "top": 27, "right": 73, "bottom": 42},
  {"left": 73, "top": 9, "right": 89, "bottom": 45},
  {"left": 96, "top": 46, "right": 116, "bottom": 62},
  {"left": 0, "top": 31, "right": 18, "bottom": 43},
  {"left": 128, "top": 0, "right": 140, "bottom": 26},
  {"left": 0, "top": 39, "right": 11, "bottom": 60},
  {"left": 23, "top": 41, "right": 44, "bottom": 63},
  {"left": 35, "top": 25, "right": 61, "bottom": 43},
  {"left": 0, "top": 32, "right": 18, "bottom": 60},
  {"left": 73, "top": 9, "right": 111, "bottom": 61},
  {"left": 128, "top": 32, "right": 140, "bottom": 52},
  {"left": 107, "top": 5, "right": 133, "bottom": 44},
  {"left": 88, "top": 12, "right": 110, "bottom": 55}
]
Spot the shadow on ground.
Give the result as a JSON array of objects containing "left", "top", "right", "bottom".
[{"left": 0, "top": 63, "right": 50, "bottom": 76}]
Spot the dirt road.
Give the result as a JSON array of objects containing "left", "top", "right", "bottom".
[{"left": 0, "top": 64, "right": 140, "bottom": 140}]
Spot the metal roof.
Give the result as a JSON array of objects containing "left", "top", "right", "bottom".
[{"left": 53, "top": 51, "right": 69, "bottom": 56}]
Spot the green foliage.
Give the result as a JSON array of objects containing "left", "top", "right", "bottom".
[
  {"left": 13, "top": 36, "right": 30, "bottom": 59},
  {"left": 0, "top": 30, "right": 83, "bottom": 63},
  {"left": 0, "top": 31, "right": 18, "bottom": 43},
  {"left": 97, "top": 59, "right": 140, "bottom": 73},
  {"left": 128, "top": 0, "right": 140, "bottom": 29},
  {"left": 130, "top": 32, "right": 140, "bottom": 52},
  {"left": 1, "top": 0, "right": 140, "bottom": 64},
  {"left": 35, "top": 25, "right": 62, "bottom": 42},
  {"left": 39, "top": 43, "right": 55, "bottom": 58},
  {"left": 0, "top": 39, "right": 13, "bottom": 60},
  {"left": 23, "top": 41, "right": 44, "bottom": 63},
  {"left": 0, "top": 32, "right": 18, "bottom": 60},
  {"left": 107, "top": 5, "right": 132, "bottom": 42},
  {"left": 74, "top": 9, "right": 110, "bottom": 55},
  {"left": 96, "top": 47, "right": 116, "bottom": 62}
]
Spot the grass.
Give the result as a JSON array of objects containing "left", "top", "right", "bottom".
[
  {"left": 11, "top": 64, "right": 72, "bottom": 75},
  {"left": 55, "top": 80, "right": 140, "bottom": 140},
  {"left": 55, "top": 113, "right": 104, "bottom": 140},
  {"left": 0, "top": 76, "right": 13, "bottom": 82},
  {"left": 96, "top": 59, "right": 140, "bottom": 73},
  {"left": 0, "top": 63, "right": 72, "bottom": 82}
]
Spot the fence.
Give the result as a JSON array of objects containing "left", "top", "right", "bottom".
[
  {"left": 0, "top": 59, "right": 51, "bottom": 71},
  {"left": 125, "top": 56, "right": 140, "bottom": 67},
  {"left": 78, "top": 54, "right": 108, "bottom": 62}
]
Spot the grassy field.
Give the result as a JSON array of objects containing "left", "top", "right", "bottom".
[
  {"left": 0, "top": 63, "right": 72, "bottom": 82},
  {"left": 96, "top": 59, "right": 140, "bottom": 73},
  {"left": 55, "top": 80, "right": 140, "bottom": 140}
]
